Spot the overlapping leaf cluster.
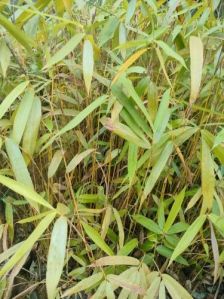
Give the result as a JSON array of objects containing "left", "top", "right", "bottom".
[{"left": 0, "top": 0, "right": 223, "bottom": 298}]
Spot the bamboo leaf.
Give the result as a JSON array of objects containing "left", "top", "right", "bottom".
[
  {"left": 0, "top": 81, "right": 29, "bottom": 120},
  {"left": 90, "top": 256, "right": 140, "bottom": 267},
  {"left": 169, "top": 215, "right": 206, "bottom": 266},
  {"left": 43, "top": 33, "right": 84, "bottom": 69},
  {"left": 62, "top": 272, "right": 103, "bottom": 297},
  {"left": 66, "top": 149, "right": 94, "bottom": 173},
  {"left": 0, "top": 212, "right": 56, "bottom": 277},
  {"left": 48, "top": 150, "right": 64, "bottom": 178},
  {"left": 83, "top": 39, "right": 94, "bottom": 95},
  {"left": 189, "top": 36, "right": 203, "bottom": 104},
  {"left": 162, "top": 274, "right": 193, "bottom": 299},
  {"left": 46, "top": 216, "right": 68, "bottom": 299},
  {"left": 133, "top": 215, "right": 162, "bottom": 234},
  {"left": 0, "top": 40, "right": 11, "bottom": 77},
  {"left": 201, "top": 137, "right": 215, "bottom": 213},
  {"left": 81, "top": 221, "right": 114, "bottom": 256}
]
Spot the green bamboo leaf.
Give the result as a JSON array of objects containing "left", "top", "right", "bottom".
[
  {"left": 46, "top": 216, "right": 68, "bottom": 299},
  {"left": 141, "top": 142, "right": 173, "bottom": 205},
  {"left": 163, "top": 187, "right": 186, "bottom": 232},
  {"left": 66, "top": 149, "right": 94, "bottom": 173},
  {"left": 0, "top": 81, "right": 29, "bottom": 120},
  {"left": 62, "top": 272, "right": 104, "bottom": 297},
  {"left": 0, "top": 212, "right": 56, "bottom": 277},
  {"left": 0, "top": 175, "right": 54, "bottom": 210},
  {"left": 201, "top": 137, "right": 215, "bottom": 213},
  {"left": 169, "top": 215, "right": 206, "bottom": 266},
  {"left": 125, "top": 0, "right": 137, "bottom": 24},
  {"left": 133, "top": 215, "right": 162, "bottom": 234},
  {"left": 41, "top": 95, "right": 107, "bottom": 152},
  {"left": 48, "top": 150, "right": 64, "bottom": 178},
  {"left": 81, "top": 221, "right": 114, "bottom": 256},
  {"left": 162, "top": 274, "right": 193, "bottom": 299},
  {"left": 43, "top": 33, "right": 84, "bottom": 69},
  {"left": 0, "top": 13, "right": 35, "bottom": 51},
  {"left": 98, "top": 16, "right": 119, "bottom": 47},
  {"left": 156, "top": 40, "right": 187, "bottom": 68},
  {"left": 113, "top": 208, "right": 124, "bottom": 249},
  {"left": 128, "top": 143, "right": 138, "bottom": 186},
  {"left": 117, "top": 238, "right": 138, "bottom": 256},
  {"left": 83, "top": 39, "right": 94, "bottom": 95},
  {"left": 22, "top": 96, "right": 41, "bottom": 157},
  {"left": 12, "top": 89, "right": 34, "bottom": 144}
]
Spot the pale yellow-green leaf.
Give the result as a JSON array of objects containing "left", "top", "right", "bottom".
[
  {"left": 159, "top": 281, "right": 166, "bottom": 299},
  {"left": 90, "top": 256, "right": 140, "bottom": 267},
  {"left": 162, "top": 274, "right": 193, "bottom": 299},
  {"left": 169, "top": 215, "right": 206, "bottom": 266},
  {"left": 81, "top": 221, "right": 114, "bottom": 256},
  {"left": 189, "top": 36, "right": 203, "bottom": 104},
  {"left": 113, "top": 208, "right": 124, "bottom": 249},
  {"left": 0, "top": 212, "right": 56, "bottom": 277},
  {"left": 12, "top": 89, "right": 34, "bottom": 144},
  {"left": 0, "top": 175, "right": 54, "bottom": 210},
  {"left": 46, "top": 217, "right": 68, "bottom": 299},
  {"left": 201, "top": 137, "right": 215, "bottom": 213},
  {"left": 83, "top": 39, "right": 94, "bottom": 95},
  {"left": 48, "top": 150, "right": 64, "bottom": 178},
  {"left": 43, "top": 33, "right": 84, "bottom": 69},
  {"left": 5, "top": 138, "right": 38, "bottom": 211},
  {"left": 101, "top": 205, "right": 112, "bottom": 240},
  {"left": 66, "top": 149, "right": 94, "bottom": 173},
  {"left": 62, "top": 272, "right": 103, "bottom": 297},
  {"left": 0, "top": 40, "right": 10, "bottom": 77},
  {"left": 143, "top": 276, "right": 160, "bottom": 299},
  {"left": 0, "top": 81, "right": 29, "bottom": 120},
  {"left": 22, "top": 96, "right": 41, "bottom": 157}
]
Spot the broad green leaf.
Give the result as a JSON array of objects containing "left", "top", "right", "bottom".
[
  {"left": 22, "top": 97, "right": 41, "bottom": 157},
  {"left": 133, "top": 215, "right": 162, "bottom": 234},
  {"left": 141, "top": 142, "right": 173, "bottom": 205},
  {"left": 98, "top": 16, "right": 119, "bottom": 47},
  {"left": 83, "top": 39, "right": 94, "bottom": 95},
  {"left": 0, "top": 13, "right": 34, "bottom": 51},
  {"left": 48, "top": 150, "right": 64, "bottom": 178},
  {"left": 189, "top": 36, "right": 203, "bottom": 104},
  {"left": 128, "top": 143, "right": 138, "bottom": 186},
  {"left": 91, "top": 256, "right": 140, "bottom": 267},
  {"left": 125, "top": 0, "right": 137, "bottom": 24},
  {"left": 0, "top": 212, "right": 56, "bottom": 277},
  {"left": 117, "top": 239, "right": 138, "bottom": 256},
  {"left": 41, "top": 95, "right": 107, "bottom": 152},
  {"left": 153, "top": 89, "right": 170, "bottom": 143},
  {"left": 12, "top": 89, "right": 34, "bottom": 144},
  {"left": 0, "top": 81, "right": 29, "bottom": 120},
  {"left": 156, "top": 40, "right": 187, "bottom": 68},
  {"left": 0, "top": 40, "right": 10, "bottom": 77},
  {"left": 112, "top": 48, "right": 147, "bottom": 84},
  {"left": 46, "top": 216, "right": 68, "bottom": 299},
  {"left": 162, "top": 274, "right": 193, "bottom": 299},
  {"left": 163, "top": 187, "right": 186, "bottom": 232},
  {"left": 62, "top": 272, "right": 103, "bottom": 297},
  {"left": 66, "top": 149, "right": 94, "bottom": 173},
  {"left": 169, "top": 215, "right": 206, "bottom": 266},
  {"left": 201, "top": 137, "right": 215, "bottom": 213},
  {"left": 81, "top": 221, "right": 114, "bottom": 256},
  {"left": 0, "top": 175, "right": 54, "bottom": 210},
  {"left": 156, "top": 245, "right": 189, "bottom": 266},
  {"left": 209, "top": 214, "right": 224, "bottom": 236},
  {"left": 43, "top": 33, "right": 84, "bottom": 69}
]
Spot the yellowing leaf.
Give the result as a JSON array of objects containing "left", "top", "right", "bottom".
[
  {"left": 81, "top": 221, "right": 114, "bottom": 256},
  {"left": 48, "top": 150, "right": 64, "bottom": 178},
  {"left": 112, "top": 48, "right": 147, "bottom": 84},
  {"left": 43, "top": 33, "right": 84, "bottom": 69},
  {"left": 66, "top": 149, "right": 94, "bottom": 173},
  {"left": 162, "top": 274, "right": 193, "bottom": 299},
  {"left": 0, "top": 212, "right": 56, "bottom": 277},
  {"left": 46, "top": 217, "right": 68, "bottom": 299},
  {"left": 189, "top": 36, "right": 203, "bottom": 104},
  {"left": 201, "top": 137, "right": 215, "bottom": 213},
  {"left": 0, "top": 81, "right": 29, "bottom": 120},
  {"left": 169, "top": 215, "right": 206, "bottom": 266},
  {"left": 113, "top": 208, "right": 124, "bottom": 249},
  {"left": 83, "top": 39, "right": 94, "bottom": 95},
  {"left": 12, "top": 89, "right": 34, "bottom": 145},
  {"left": 0, "top": 40, "right": 10, "bottom": 77},
  {"left": 62, "top": 272, "right": 103, "bottom": 297},
  {"left": 90, "top": 256, "right": 140, "bottom": 267}
]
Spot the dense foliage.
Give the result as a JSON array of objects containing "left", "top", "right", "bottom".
[{"left": 0, "top": 0, "right": 223, "bottom": 298}]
